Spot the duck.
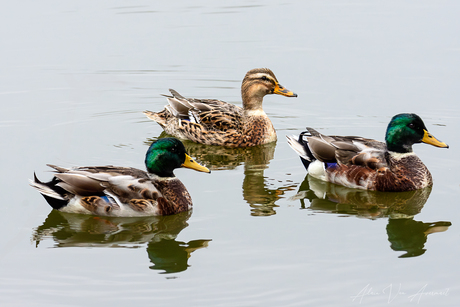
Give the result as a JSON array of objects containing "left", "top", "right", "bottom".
[
  {"left": 30, "top": 138, "right": 210, "bottom": 217},
  {"left": 286, "top": 113, "right": 448, "bottom": 192},
  {"left": 144, "top": 68, "right": 297, "bottom": 147}
]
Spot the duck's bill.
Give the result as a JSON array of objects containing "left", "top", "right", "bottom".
[
  {"left": 274, "top": 84, "right": 297, "bottom": 97},
  {"left": 422, "top": 130, "right": 449, "bottom": 148},
  {"left": 182, "top": 154, "right": 211, "bottom": 173}
]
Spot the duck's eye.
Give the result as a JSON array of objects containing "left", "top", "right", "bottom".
[
  {"left": 261, "top": 76, "right": 268, "bottom": 81},
  {"left": 408, "top": 123, "right": 415, "bottom": 129}
]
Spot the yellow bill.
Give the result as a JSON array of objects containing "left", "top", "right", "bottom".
[
  {"left": 422, "top": 130, "right": 449, "bottom": 148},
  {"left": 182, "top": 154, "right": 211, "bottom": 173},
  {"left": 273, "top": 83, "right": 297, "bottom": 97}
]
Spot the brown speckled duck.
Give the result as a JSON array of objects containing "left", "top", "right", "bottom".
[
  {"left": 30, "top": 138, "right": 210, "bottom": 217},
  {"left": 144, "top": 68, "right": 297, "bottom": 147},
  {"left": 286, "top": 113, "right": 448, "bottom": 192}
]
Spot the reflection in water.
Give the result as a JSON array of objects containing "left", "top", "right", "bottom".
[
  {"left": 147, "top": 134, "right": 297, "bottom": 216},
  {"left": 292, "top": 175, "right": 451, "bottom": 258},
  {"left": 386, "top": 219, "right": 450, "bottom": 258},
  {"left": 33, "top": 210, "right": 211, "bottom": 274}
]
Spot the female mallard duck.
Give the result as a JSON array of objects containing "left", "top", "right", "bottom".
[
  {"left": 286, "top": 113, "right": 448, "bottom": 192},
  {"left": 30, "top": 138, "right": 210, "bottom": 217},
  {"left": 144, "top": 68, "right": 297, "bottom": 147}
]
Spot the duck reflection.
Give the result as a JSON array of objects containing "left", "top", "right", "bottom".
[
  {"left": 292, "top": 175, "right": 451, "bottom": 258},
  {"left": 33, "top": 210, "right": 211, "bottom": 274},
  {"left": 148, "top": 134, "right": 297, "bottom": 216}
]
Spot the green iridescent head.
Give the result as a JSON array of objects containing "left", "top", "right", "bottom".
[
  {"left": 145, "top": 138, "right": 210, "bottom": 177},
  {"left": 385, "top": 113, "right": 448, "bottom": 153}
]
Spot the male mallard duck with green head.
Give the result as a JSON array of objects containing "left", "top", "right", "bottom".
[
  {"left": 144, "top": 68, "right": 297, "bottom": 147},
  {"left": 287, "top": 113, "right": 448, "bottom": 192},
  {"left": 30, "top": 138, "right": 210, "bottom": 216}
]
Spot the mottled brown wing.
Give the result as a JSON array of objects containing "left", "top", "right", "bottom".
[
  {"left": 195, "top": 107, "right": 243, "bottom": 132},
  {"left": 166, "top": 89, "right": 244, "bottom": 132}
]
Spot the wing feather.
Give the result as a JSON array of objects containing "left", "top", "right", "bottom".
[{"left": 302, "top": 128, "right": 388, "bottom": 170}]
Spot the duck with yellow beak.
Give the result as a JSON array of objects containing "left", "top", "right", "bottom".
[
  {"left": 286, "top": 113, "right": 448, "bottom": 192},
  {"left": 30, "top": 138, "right": 210, "bottom": 216}
]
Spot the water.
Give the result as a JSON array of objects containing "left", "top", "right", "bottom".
[{"left": 1, "top": 1, "right": 459, "bottom": 306}]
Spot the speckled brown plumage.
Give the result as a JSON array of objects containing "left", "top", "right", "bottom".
[
  {"left": 153, "top": 178, "right": 192, "bottom": 215},
  {"left": 81, "top": 196, "right": 120, "bottom": 214},
  {"left": 128, "top": 199, "right": 151, "bottom": 212},
  {"left": 371, "top": 153, "right": 433, "bottom": 192},
  {"left": 317, "top": 135, "right": 435, "bottom": 192},
  {"left": 292, "top": 131, "right": 436, "bottom": 192},
  {"left": 287, "top": 114, "right": 448, "bottom": 192},
  {"left": 144, "top": 68, "right": 297, "bottom": 147},
  {"left": 327, "top": 154, "right": 433, "bottom": 192}
]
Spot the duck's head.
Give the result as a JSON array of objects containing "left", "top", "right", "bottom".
[
  {"left": 385, "top": 113, "right": 449, "bottom": 153},
  {"left": 241, "top": 68, "right": 297, "bottom": 110},
  {"left": 145, "top": 138, "right": 210, "bottom": 177}
]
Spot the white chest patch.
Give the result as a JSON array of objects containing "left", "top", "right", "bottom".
[{"left": 389, "top": 151, "right": 416, "bottom": 160}]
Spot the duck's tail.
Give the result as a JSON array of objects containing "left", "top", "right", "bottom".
[
  {"left": 29, "top": 173, "right": 68, "bottom": 210},
  {"left": 144, "top": 110, "right": 167, "bottom": 127},
  {"left": 286, "top": 131, "right": 316, "bottom": 170},
  {"left": 144, "top": 89, "right": 194, "bottom": 128}
]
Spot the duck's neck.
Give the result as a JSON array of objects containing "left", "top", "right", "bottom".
[
  {"left": 385, "top": 131, "right": 415, "bottom": 153},
  {"left": 242, "top": 95, "right": 264, "bottom": 111},
  {"left": 241, "top": 82, "right": 265, "bottom": 111},
  {"left": 386, "top": 143, "right": 413, "bottom": 154}
]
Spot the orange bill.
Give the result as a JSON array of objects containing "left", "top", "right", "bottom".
[{"left": 274, "top": 83, "right": 297, "bottom": 97}]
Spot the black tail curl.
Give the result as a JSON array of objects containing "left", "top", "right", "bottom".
[{"left": 298, "top": 130, "right": 316, "bottom": 171}]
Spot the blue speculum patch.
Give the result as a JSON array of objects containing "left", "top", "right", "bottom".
[{"left": 100, "top": 196, "right": 111, "bottom": 204}]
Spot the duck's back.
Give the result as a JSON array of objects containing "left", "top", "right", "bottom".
[
  {"left": 144, "top": 90, "right": 276, "bottom": 147},
  {"left": 288, "top": 129, "right": 433, "bottom": 192},
  {"left": 30, "top": 165, "right": 194, "bottom": 217}
]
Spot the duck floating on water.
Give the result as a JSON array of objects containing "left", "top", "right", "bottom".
[
  {"left": 144, "top": 68, "right": 297, "bottom": 147},
  {"left": 287, "top": 113, "right": 448, "bottom": 192},
  {"left": 30, "top": 138, "right": 210, "bottom": 217}
]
